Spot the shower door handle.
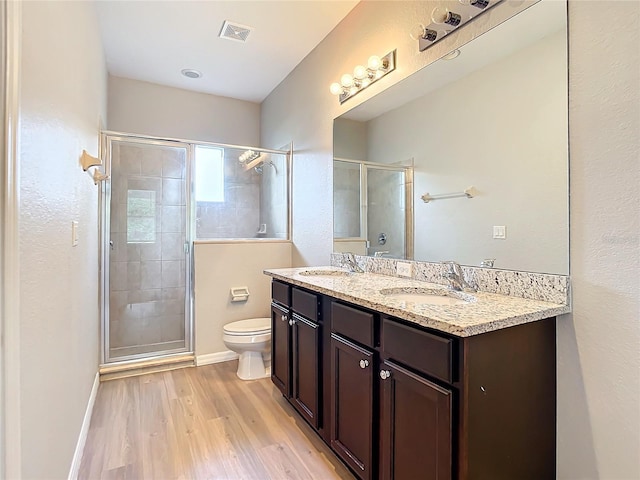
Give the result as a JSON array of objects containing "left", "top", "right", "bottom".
[
  {"left": 184, "top": 242, "right": 190, "bottom": 254},
  {"left": 109, "top": 240, "right": 114, "bottom": 250}
]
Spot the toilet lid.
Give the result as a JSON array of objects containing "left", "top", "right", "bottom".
[{"left": 224, "top": 317, "right": 271, "bottom": 335}]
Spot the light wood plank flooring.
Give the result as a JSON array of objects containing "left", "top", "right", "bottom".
[{"left": 79, "top": 361, "right": 354, "bottom": 479}]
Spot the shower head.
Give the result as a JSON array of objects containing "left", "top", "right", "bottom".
[{"left": 253, "top": 161, "right": 277, "bottom": 175}]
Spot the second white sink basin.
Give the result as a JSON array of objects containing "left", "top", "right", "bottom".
[{"left": 380, "top": 287, "right": 475, "bottom": 306}]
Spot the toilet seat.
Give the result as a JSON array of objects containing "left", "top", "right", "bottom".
[{"left": 223, "top": 317, "right": 271, "bottom": 336}]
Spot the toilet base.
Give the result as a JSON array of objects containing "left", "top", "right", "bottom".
[{"left": 237, "top": 351, "right": 269, "bottom": 380}]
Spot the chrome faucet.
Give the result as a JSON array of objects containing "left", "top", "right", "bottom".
[
  {"left": 441, "top": 261, "right": 476, "bottom": 292},
  {"left": 373, "top": 251, "right": 390, "bottom": 258},
  {"left": 343, "top": 253, "right": 364, "bottom": 273}
]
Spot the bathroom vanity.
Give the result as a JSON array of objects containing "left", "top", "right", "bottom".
[{"left": 265, "top": 267, "right": 570, "bottom": 480}]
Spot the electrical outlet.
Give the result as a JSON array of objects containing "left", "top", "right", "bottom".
[
  {"left": 493, "top": 225, "right": 506, "bottom": 239},
  {"left": 396, "top": 261, "right": 412, "bottom": 277}
]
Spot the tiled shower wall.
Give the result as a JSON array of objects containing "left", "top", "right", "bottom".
[
  {"left": 195, "top": 148, "right": 261, "bottom": 239},
  {"left": 333, "top": 161, "right": 361, "bottom": 238},
  {"left": 109, "top": 142, "right": 187, "bottom": 354},
  {"left": 367, "top": 168, "right": 405, "bottom": 258}
]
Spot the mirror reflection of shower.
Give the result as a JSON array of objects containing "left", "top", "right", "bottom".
[{"left": 333, "top": 157, "right": 413, "bottom": 259}]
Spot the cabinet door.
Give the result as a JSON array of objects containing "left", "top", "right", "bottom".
[
  {"left": 292, "top": 313, "right": 320, "bottom": 429},
  {"left": 331, "top": 334, "right": 374, "bottom": 480},
  {"left": 271, "top": 302, "right": 291, "bottom": 397},
  {"left": 380, "top": 360, "right": 452, "bottom": 480}
]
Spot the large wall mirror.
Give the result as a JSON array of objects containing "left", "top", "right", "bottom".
[{"left": 333, "top": 0, "right": 568, "bottom": 275}]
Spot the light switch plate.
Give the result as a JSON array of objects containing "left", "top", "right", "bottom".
[
  {"left": 72, "top": 221, "right": 79, "bottom": 246},
  {"left": 493, "top": 225, "right": 506, "bottom": 239},
  {"left": 396, "top": 261, "right": 412, "bottom": 277}
]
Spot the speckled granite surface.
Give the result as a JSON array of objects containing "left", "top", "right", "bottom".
[
  {"left": 330, "top": 253, "right": 570, "bottom": 305},
  {"left": 264, "top": 267, "right": 571, "bottom": 337}
]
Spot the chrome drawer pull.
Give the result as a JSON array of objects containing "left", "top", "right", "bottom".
[
  {"left": 359, "top": 359, "right": 369, "bottom": 369},
  {"left": 380, "top": 370, "right": 391, "bottom": 380}
]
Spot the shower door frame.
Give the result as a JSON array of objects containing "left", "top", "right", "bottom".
[{"left": 99, "top": 134, "right": 195, "bottom": 365}]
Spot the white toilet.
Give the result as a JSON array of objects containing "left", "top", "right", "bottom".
[{"left": 222, "top": 317, "right": 271, "bottom": 380}]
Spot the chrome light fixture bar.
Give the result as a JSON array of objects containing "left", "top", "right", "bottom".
[
  {"left": 329, "top": 50, "right": 396, "bottom": 104},
  {"left": 411, "top": 0, "right": 503, "bottom": 52}
]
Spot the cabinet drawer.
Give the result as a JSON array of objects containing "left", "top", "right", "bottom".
[
  {"left": 292, "top": 287, "right": 319, "bottom": 322},
  {"left": 331, "top": 301, "right": 375, "bottom": 348},
  {"left": 382, "top": 317, "right": 454, "bottom": 384},
  {"left": 272, "top": 280, "right": 290, "bottom": 307}
]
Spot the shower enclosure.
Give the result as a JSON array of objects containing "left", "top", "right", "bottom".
[
  {"left": 100, "top": 133, "right": 290, "bottom": 367},
  {"left": 101, "top": 136, "right": 192, "bottom": 363},
  {"left": 333, "top": 158, "right": 413, "bottom": 259}
]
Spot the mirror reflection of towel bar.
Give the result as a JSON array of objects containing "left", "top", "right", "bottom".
[{"left": 421, "top": 186, "right": 476, "bottom": 203}]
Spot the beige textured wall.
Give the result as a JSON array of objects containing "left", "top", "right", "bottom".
[
  {"left": 108, "top": 75, "right": 260, "bottom": 145},
  {"left": 262, "top": 0, "right": 640, "bottom": 478},
  {"left": 194, "top": 242, "right": 292, "bottom": 358},
  {"left": 18, "top": 1, "right": 106, "bottom": 478},
  {"left": 558, "top": 1, "right": 640, "bottom": 477}
]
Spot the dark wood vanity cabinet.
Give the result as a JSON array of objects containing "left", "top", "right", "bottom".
[
  {"left": 291, "top": 312, "right": 320, "bottom": 428},
  {"left": 380, "top": 359, "right": 452, "bottom": 480},
  {"left": 271, "top": 280, "right": 322, "bottom": 431},
  {"left": 270, "top": 281, "right": 291, "bottom": 397},
  {"left": 270, "top": 279, "right": 556, "bottom": 480},
  {"left": 330, "top": 333, "right": 375, "bottom": 480}
]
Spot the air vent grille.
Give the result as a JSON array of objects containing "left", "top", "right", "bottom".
[{"left": 219, "top": 21, "right": 252, "bottom": 43}]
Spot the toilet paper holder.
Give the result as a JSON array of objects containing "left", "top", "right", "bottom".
[{"left": 230, "top": 286, "right": 250, "bottom": 302}]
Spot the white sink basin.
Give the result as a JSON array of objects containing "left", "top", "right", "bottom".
[
  {"left": 380, "top": 287, "right": 475, "bottom": 306},
  {"left": 299, "top": 269, "right": 353, "bottom": 277}
]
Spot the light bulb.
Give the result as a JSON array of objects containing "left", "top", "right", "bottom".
[
  {"left": 368, "top": 55, "right": 382, "bottom": 70},
  {"left": 341, "top": 73, "right": 354, "bottom": 88},
  {"left": 329, "top": 82, "right": 342, "bottom": 95},
  {"left": 410, "top": 24, "right": 426, "bottom": 41},
  {"left": 431, "top": 7, "right": 450, "bottom": 24},
  {"left": 354, "top": 65, "right": 367, "bottom": 80}
]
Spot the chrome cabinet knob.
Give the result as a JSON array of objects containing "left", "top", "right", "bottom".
[
  {"left": 281, "top": 314, "right": 287, "bottom": 322},
  {"left": 289, "top": 319, "right": 294, "bottom": 326},
  {"left": 380, "top": 370, "right": 391, "bottom": 380},
  {"left": 359, "top": 359, "right": 369, "bottom": 369}
]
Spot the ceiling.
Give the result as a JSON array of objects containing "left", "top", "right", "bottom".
[{"left": 94, "top": 0, "right": 360, "bottom": 103}]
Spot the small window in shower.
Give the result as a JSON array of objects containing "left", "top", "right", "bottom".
[
  {"left": 127, "top": 189, "right": 156, "bottom": 243},
  {"left": 195, "top": 145, "right": 224, "bottom": 202}
]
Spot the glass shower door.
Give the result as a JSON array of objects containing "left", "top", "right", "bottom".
[
  {"left": 104, "top": 138, "right": 191, "bottom": 362},
  {"left": 367, "top": 167, "right": 407, "bottom": 259}
]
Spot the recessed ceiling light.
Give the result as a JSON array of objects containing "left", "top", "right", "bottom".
[
  {"left": 181, "top": 69, "right": 202, "bottom": 79},
  {"left": 442, "top": 49, "right": 461, "bottom": 60}
]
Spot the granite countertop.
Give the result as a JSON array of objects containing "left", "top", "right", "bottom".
[{"left": 264, "top": 267, "right": 571, "bottom": 337}]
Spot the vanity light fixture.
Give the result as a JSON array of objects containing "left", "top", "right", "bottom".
[
  {"left": 239, "top": 150, "right": 261, "bottom": 164},
  {"left": 412, "top": 0, "right": 503, "bottom": 52},
  {"left": 329, "top": 50, "right": 396, "bottom": 104}
]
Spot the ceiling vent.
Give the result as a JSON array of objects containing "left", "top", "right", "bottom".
[{"left": 219, "top": 21, "right": 253, "bottom": 43}]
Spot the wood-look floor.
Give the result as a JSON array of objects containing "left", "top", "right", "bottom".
[{"left": 79, "top": 361, "right": 354, "bottom": 479}]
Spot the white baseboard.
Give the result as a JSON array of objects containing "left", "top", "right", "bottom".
[
  {"left": 68, "top": 372, "right": 99, "bottom": 480},
  {"left": 196, "top": 350, "right": 239, "bottom": 366}
]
